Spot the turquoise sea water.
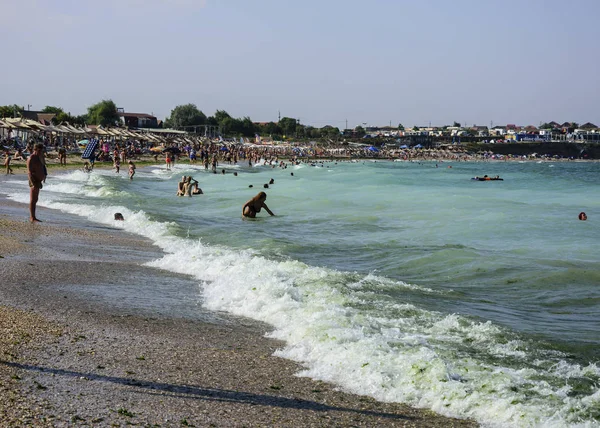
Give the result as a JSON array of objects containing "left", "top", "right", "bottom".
[{"left": 3, "top": 159, "right": 599, "bottom": 427}]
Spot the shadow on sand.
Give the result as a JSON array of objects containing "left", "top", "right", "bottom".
[{"left": 2, "top": 360, "right": 414, "bottom": 422}]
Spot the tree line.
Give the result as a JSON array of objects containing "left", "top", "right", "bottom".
[
  {"left": 1, "top": 100, "right": 344, "bottom": 140},
  {"left": 164, "top": 104, "right": 342, "bottom": 140}
]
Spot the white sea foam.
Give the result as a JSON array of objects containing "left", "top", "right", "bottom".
[{"left": 142, "top": 237, "right": 599, "bottom": 427}]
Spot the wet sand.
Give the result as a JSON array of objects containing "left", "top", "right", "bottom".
[{"left": 0, "top": 189, "right": 477, "bottom": 426}]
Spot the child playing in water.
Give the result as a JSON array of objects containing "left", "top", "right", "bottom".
[
  {"left": 128, "top": 160, "right": 136, "bottom": 180},
  {"left": 4, "top": 151, "right": 13, "bottom": 175}
]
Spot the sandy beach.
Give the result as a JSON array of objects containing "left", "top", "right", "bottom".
[{"left": 0, "top": 184, "right": 477, "bottom": 427}]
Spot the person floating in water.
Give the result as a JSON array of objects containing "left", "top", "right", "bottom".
[
  {"left": 472, "top": 175, "right": 503, "bottom": 181},
  {"left": 242, "top": 191, "right": 275, "bottom": 218},
  {"left": 579, "top": 212, "right": 587, "bottom": 221}
]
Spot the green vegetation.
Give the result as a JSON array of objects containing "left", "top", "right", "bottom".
[
  {"left": 0, "top": 104, "right": 24, "bottom": 118},
  {"left": 86, "top": 99, "right": 120, "bottom": 127},
  {"left": 42, "top": 106, "right": 87, "bottom": 125},
  {"left": 164, "top": 103, "right": 207, "bottom": 128}
]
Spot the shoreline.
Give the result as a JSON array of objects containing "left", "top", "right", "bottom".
[{"left": 0, "top": 196, "right": 476, "bottom": 426}]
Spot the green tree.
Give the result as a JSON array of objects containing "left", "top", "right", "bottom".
[
  {"left": 279, "top": 117, "right": 298, "bottom": 137},
  {"left": 397, "top": 123, "right": 405, "bottom": 131},
  {"left": 87, "top": 99, "right": 120, "bottom": 126},
  {"left": 38, "top": 106, "right": 84, "bottom": 126},
  {"left": 306, "top": 126, "right": 320, "bottom": 139},
  {"left": 240, "top": 117, "right": 256, "bottom": 137},
  {"left": 259, "top": 121, "right": 282, "bottom": 137},
  {"left": 52, "top": 111, "right": 87, "bottom": 126},
  {"left": 413, "top": 125, "right": 420, "bottom": 131},
  {"left": 320, "top": 126, "right": 340, "bottom": 139},
  {"left": 354, "top": 126, "right": 366, "bottom": 137},
  {"left": 42, "top": 106, "right": 64, "bottom": 115},
  {"left": 165, "top": 104, "right": 207, "bottom": 128},
  {"left": 453, "top": 121, "right": 461, "bottom": 127},
  {"left": 0, "top": 104, "right": 24, "bottom": 118},
  {"left": 213, "top": 110, "right": 231, "bottom": 125},
  {"left": 220, "top": 116, "right": 240, "bottom": 136}
]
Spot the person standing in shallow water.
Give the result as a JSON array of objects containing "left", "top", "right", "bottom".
[
  {"left": 27, "top": 143, "right": 47, "bottom": 222},
  {"left": 242, "top": 191, "right": 275, "bottom": 218},
  {"left": 4, "top": 150, "right": 13, "bottom": 175},
  {"left": 128, "top": 160, "right": 136, "bottom": 180}
]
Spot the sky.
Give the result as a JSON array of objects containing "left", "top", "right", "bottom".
[{"left": 1, "top": 0, "right": 599, "bottom": 129}]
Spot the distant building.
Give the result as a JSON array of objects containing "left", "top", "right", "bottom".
[
  {"left": 118, "top": 112, "right": 158, "bottom": 128},
  {"left": 579, "top": 122, "right": 597, "bottom": 130},
  {"left": 472, "top": 125, "right": 489, "bottom": 137},
  {"left": 524, "top": 125, "right": 539, "bottom": 133},
  {"left": 490, "top": 126, "right": 506, "bottom": 136},
  {"left": 21, "top": 110, "right": 56, "bottom": 125}
]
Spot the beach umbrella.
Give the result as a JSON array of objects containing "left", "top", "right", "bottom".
[
  {"left": 77, "top": 139, "right": 90, "bottom": 146},
  {"left": 162, "top": 147, "right": 181, "bottom": 154},
  {"left": 149, "top": 146, "right": 163, "bottom": 153}
]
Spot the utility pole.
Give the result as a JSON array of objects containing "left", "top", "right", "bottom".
[
  {"left": 346, "top": 119, "right": 348, "bottom": 130},
  {"left": 278, "top": 110, "right": 280, "bottom": 122}
]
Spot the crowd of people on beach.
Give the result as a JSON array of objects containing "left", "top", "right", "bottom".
[{"left": 3, "top": 132, "right": 593, "bottom": 224}]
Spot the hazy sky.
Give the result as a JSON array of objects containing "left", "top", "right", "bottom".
[{"left": 2, "top": 0, "right": 599, "bottom": 128}]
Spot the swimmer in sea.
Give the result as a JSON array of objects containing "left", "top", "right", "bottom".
[
  {"left": 579, "top": 212, "right": 587, "bottom": 221},
  {"left": 177, "top": 176, "right": 187, "bottom": 196},
  {"left": 242, "top": 191, "right": 274, "bottom": 218}
]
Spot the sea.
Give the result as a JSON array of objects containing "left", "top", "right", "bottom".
[{"left": 2, "top": 158, "right": 599, "bottom": 427}]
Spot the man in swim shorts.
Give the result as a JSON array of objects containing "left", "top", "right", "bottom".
[{"left": 27, "top": 143, "right": 47, "bottom": 223}]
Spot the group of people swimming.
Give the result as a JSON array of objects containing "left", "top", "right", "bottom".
[
  {"left": 176, "top": 176, "right": 203, "bottom": 196},
  {"left": 174, "top": 169, "right": 276, "bottom": 219}
]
